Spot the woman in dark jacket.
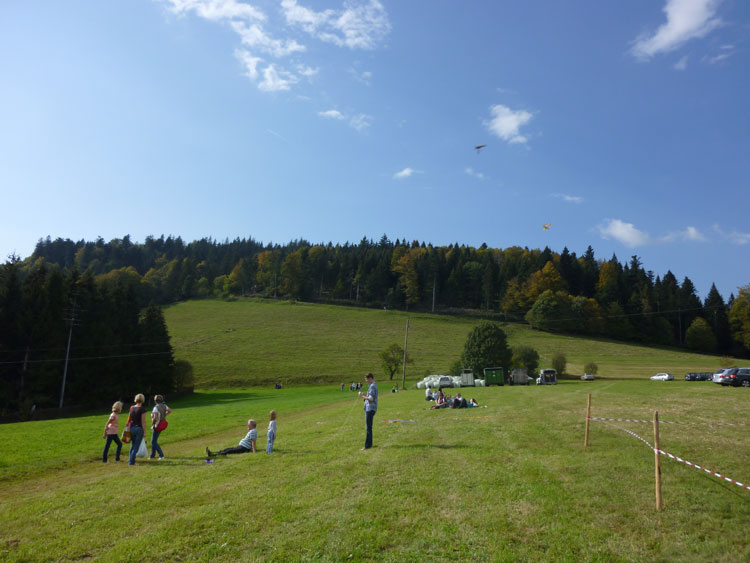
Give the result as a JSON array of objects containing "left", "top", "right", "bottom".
[{"left": 128, "top": 394, "right": 148, "bottom": 465}]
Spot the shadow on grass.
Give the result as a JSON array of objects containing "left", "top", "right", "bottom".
[
  {"left": 385, "top": 444, "right": 471, "bottom": 450},
  {"left": 173, "top": 392, "right": 265, "bottom": 408}
]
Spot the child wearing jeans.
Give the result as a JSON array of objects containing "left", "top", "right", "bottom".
[
  {"left": 206, "top": 420, "right": 257, "bottom": 456},
  {"left": 102, "top": 401, "right": 123, "bottom": 463},
  {"left": 266, "top": 410, "right": 277, "bottom": 454}
]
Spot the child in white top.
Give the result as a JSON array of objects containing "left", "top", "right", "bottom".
[{"left": 266, "top": 410, "right": 277, "bottom": 454}]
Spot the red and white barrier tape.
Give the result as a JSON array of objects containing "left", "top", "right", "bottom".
[
  {"left": 597, "top": 420, "right": 750, "bottom": 492},
  {"left": 588, "top": 417, "right": 747, "bottom": 428},
  {"left": 655, "top": 449, "right": 750, "bottom": 491},
  {"left": 601, "top": 420, "right": 654, "bottom": 449}
]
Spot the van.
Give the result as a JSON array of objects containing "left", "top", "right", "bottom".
[{"left": 537, "top": 368, "right": 557, "bottom": 385}]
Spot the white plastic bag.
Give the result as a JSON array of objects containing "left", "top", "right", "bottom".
[{"left": 136, "top": 439, "right": 148, "bottom": 458}]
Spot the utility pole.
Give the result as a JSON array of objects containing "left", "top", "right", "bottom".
[
  {"left": 431, "top": 276, "right": 436, "bottom": 313},
  {"left": 59, "top": 294, "right": 79, "bottom": 409},
  {"left": 401, "top": 317, "right": 409, "bottom": 390}
]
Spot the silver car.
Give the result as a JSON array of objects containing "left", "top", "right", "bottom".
[{"left": 713, "top": 368, "right": 737, "bottom": 385}]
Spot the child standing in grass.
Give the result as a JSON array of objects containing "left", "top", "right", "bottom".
[
  {"left": 266, "top": 410, "right": 277, "bottom": 454},
  {"left": 206, "top": 420, "right": 257, "bottom": 456},
  {"left": 102, "top": 401, "right": 123, "bottom": 463}
]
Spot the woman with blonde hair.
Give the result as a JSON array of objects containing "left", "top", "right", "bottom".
[
  {"left": 127, "top": 394, "right": 148, "bottom": 465},
  {"left": 102, "top": 401, "right": 123, "bottom": 463}
]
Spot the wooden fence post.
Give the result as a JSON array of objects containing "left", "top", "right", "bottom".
[
  {"left": 654, "top": 411, "right": 662, "bottom": 511},
  {"left": 584, "top": 393, "right": 591, "bottom": 447}
]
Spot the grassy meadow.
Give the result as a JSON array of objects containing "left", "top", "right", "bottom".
[
  {"left": 2, "top": 381, "right": 750, "bottom": 561},
  {"left": 2, "top": 298, "right": 749, "bottom": 561},
  {"left": 165, "top": 298, "right": 731, "bottom": 387}
]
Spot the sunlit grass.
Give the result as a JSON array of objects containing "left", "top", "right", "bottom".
[{"left": 1, "top": 380, "right": 749, "bottom": 561}]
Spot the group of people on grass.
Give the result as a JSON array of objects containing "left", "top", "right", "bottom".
[
  {"left": 426, "top": 387, "right": 479, "bottom": 409},
  {"left": 102, "top": 393, "right": 171, "bottom": 465},
  {"left": 102, "top": 393, "right": 278, "bottom": 464}
]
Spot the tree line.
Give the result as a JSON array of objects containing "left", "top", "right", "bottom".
[
  {"left": 0, "top": 258, "right": 183, "bottom": 417},
  {"left": 19, "top": 234, "right": 750, "bottom": 356}
]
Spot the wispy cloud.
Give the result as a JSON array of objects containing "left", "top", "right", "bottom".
[
  {"left": 162, "top": 0, "right": 390, "bottom": 93},
  {"left": 349, "top": 113, "right": 373, "bottom": 132},
  {"left": 631, "top": 0, "right": 723, "bottom": 60},
  {"left": 318, "top": 109, "right": 346, "bottom": 120},
  {"left": 703, "top": 48, "right": 735, "bottom": 64},
  {"left": 599, "top": 219, "right": 707, "bottom": 247},
  {"left": 674, "top": 55, "right": 689, "bottom": 69},
  {"left": 281, "top": 0, "right": 390, "bottom": 49},
  {"left": 713, "top": 224, "right": 750, "bottom": 245},
  {"left": 393, "top": 167, "right": 415, "bottom": 180},
  {"left": 349, "top": 67, "right": 373, "bottom": 85},
  {"left": 661, "top": 226, "right": 707, "bottom": 242},
  {"left": 258, "top": 64, "right": 297, "bottom": 92},
  {"left": 464, "top": 167, "right": 486, "bottom": 180},
  {"left": 551, "top": 193, "right": 583, "bottom": 204},
  {"left": 485, "top": 104, "right": 533, "bottom": 145}
]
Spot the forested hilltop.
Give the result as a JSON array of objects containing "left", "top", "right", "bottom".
[{"left": 24, "top": 234, "right": 750, "bottom": 358}]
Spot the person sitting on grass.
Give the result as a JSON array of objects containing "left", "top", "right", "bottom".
[
  {"left": 206, "top": 420, "right": 257, "bottom": 457},
  {"left": 466, "top": 398, "right": 479, "bottom": 408},
  {"left": 431, "top": 389, "right": 447, "bottom": 409}
]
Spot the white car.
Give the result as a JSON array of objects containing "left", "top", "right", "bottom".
[
  {"left": 581, "top": 373, "right": 595, "bottom": 381},
  {"left": 650, "top": 373, "right": 674, "bottom": 381}
]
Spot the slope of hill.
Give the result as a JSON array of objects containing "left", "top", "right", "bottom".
[{"left": 165, "top": 298, "right": 730, "bottom": 387}]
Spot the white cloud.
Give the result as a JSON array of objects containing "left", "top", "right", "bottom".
[
  {"left": 162, "top": 0, "right": 390, "bottom": 94},
  {"left": 349, "top": 68, "right": 373, "bottom": 85},
  {"left": 600, "top": 219, "right": 708, "bottom": 247},
  {"left": 235, "top": 48, "right": 261, "bottom": 79},
  {"left": 318, "top": 109, "right": 345, "bottom": 120},
  {"left": 674, "top": 55, "right": 689, "bottom": 69},
  {"left": 703, "top": 50, "right": 733, "bottom": 64},
  {"left": 631, "top": 0, "right": 723, "bottom": 60},
  {"left": 661, "top": 226, "right": 707, "bottom": 242},
  {"left": 393, "top": 167, "right": 414, "bottom": 180},
  {"left": 282, "top": 0, "right": 391, "bottom": 49},
  {"left": 552, "top": 193, "right": 583, "bottom": 204},
  {"left": 258, "top": 64, "right": 297, "bottom": 92},
  {"left": 297, "top": 65, "right": 319, "bottom": 78},
  {"left": 166, "top": 0, "right": 265, "bottom": 23},
  {"left": 485, "top": 104, "right": 533, "bottom": 145},
  {"left": 713, "top": 224, "right": 750, "bottom": 245},
  {"left": 349, "top": 113, "right": 373, "bottom": 132},
  {"left": 231, "top": 21, "right": 305, "bottom": 57},
  {"left": 465, "top": 167, "right": 486, "bottom": 180},
  {"left": 597, "top": 219, "right": 652, "bottom": 247}
]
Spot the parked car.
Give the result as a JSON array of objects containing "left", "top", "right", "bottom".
[
  {"left": 581, "top": 373, "right": 595, "bottom": 381},
  {"left": 438, "top": 375, "right": 454, "bottom": 388},
  {"left": 713, "top": 368, "right": 738, "bottom": 386},
  {"left": 729, "top": 368, "right": 750, "bottom": 387},
  {"left": 650, "top": 373, "right": 674, "bottom": 381},
  {"left": 684, "top": 372, "right": 713, "bottom": 381}
]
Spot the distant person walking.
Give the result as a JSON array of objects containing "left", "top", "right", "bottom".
[
  {"left": 128, "top": 394, "right": 148, "bottom": 466},
  {"left": 266, "top": 410, "right": 277, "bottom": 454},
  {"left": 358, "top": 372, "right": 378, "bottom": 450},
  {"left": 150, "top": 395, "right": 171, "bottom": 460},
  {"left": 102, "top": 401, "right": 123, "bottom": 463}
]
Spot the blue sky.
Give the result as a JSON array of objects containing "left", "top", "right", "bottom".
[{"left": 1, "top": 0, "right": 748, "bottom": 300}]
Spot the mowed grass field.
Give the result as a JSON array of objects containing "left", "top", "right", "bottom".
[
  {"left": 2, "top": 299, "right": 749, "bottom": 561},
  {"left": 2, "top": 381, "right": 750, "bottom": 561},
  {"left": 165, "top": 298, "right": 731, "bottom": 387}
]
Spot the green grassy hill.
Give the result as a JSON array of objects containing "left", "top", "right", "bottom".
[{"left": 166, "top": 298, "right": 731, "bottom": 387}]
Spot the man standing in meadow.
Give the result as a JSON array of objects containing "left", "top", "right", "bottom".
[{"left": 359, "top": 372, "right": 378, "bottom": 450}]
